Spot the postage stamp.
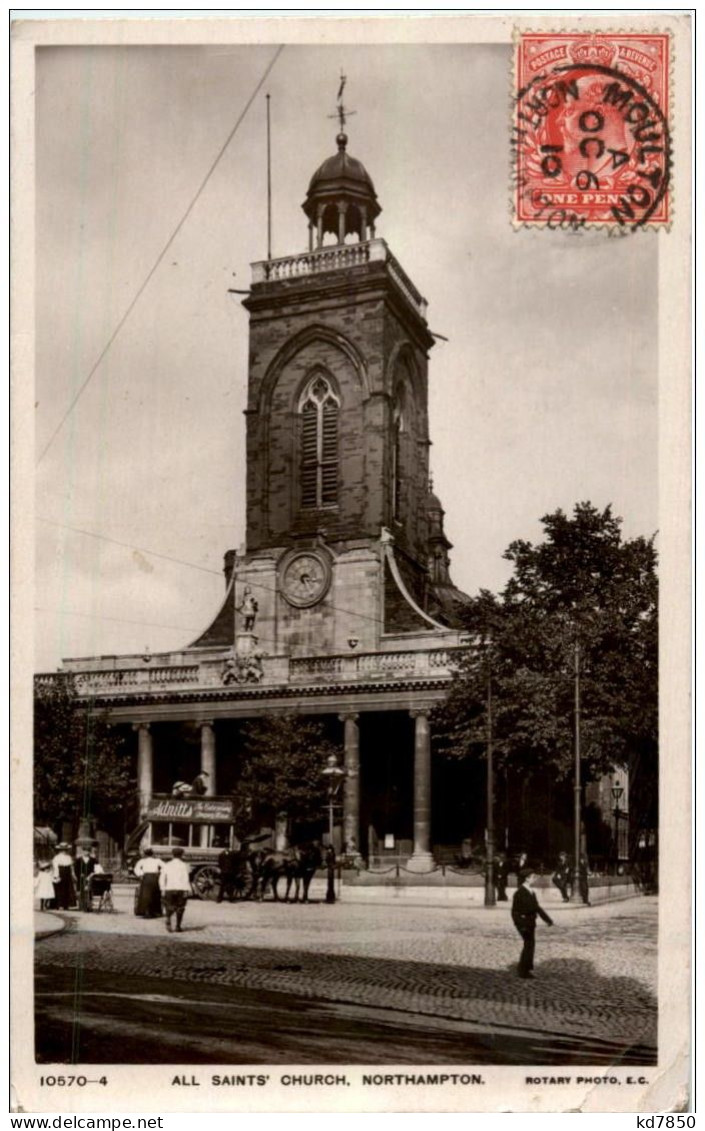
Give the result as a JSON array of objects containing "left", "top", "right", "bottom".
[{"left": 513, "top": 31, "right": 671, "bottom": 228}]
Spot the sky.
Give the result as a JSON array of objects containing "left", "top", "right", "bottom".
[{"left": 34, "top": 42, "right": 658, "bottom": 672}]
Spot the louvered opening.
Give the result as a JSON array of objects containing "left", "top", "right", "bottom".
[
  {"left": 393, "top": 418, "right": 402, "bottom": 519},
  {"left": 300, "top": 402, "right": 318, "bottom": 509},
  {"left": 320, "top": 398, "right": 338, "bottom": 505},
  {"left": 299, "top": 377, "right": 339, "bottom": 510}
]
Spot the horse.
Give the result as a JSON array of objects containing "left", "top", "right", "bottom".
[{"left": 256, "top": 842, "right": 323, "bottom": 903}]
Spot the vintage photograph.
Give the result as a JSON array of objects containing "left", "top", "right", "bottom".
[{"left": 12, "top": 13, "right": 691, "bottom": 1116}]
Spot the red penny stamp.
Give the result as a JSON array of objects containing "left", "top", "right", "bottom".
[{"left": 513, "top": 31, "right": 671, "bottom": 228}]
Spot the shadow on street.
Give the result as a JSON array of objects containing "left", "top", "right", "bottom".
[{"left": 35, "top": 932, "right": 657, "bottom": 1066}]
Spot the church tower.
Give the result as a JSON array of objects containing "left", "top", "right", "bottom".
[
  {"left": 195, "top": 91, "right": 467, "bottom": 658},
  {"left": 55, "top": 88, "right": 477, "bottom": 869}
]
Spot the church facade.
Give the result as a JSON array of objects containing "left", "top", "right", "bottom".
[
  {"left": 38, "top": 115, "right": 627, "bottom": 869},
  {"left": 44, "top": 119, "right": 485, "bottom": 866}
]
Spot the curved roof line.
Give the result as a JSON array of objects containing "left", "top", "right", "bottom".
[{"left": 381, "top": 531, "right": 447, "bottom": 632}]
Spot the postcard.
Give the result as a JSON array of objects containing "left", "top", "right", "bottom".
[{"left": 11, "top": 12, "right": 692, "bottom": 1116}]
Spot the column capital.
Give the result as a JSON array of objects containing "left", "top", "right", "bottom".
[
  {"left": 338, "top": 712, "right": 360, "bottom": 723},
  {"left": 199, "top": 719, "right": 215, "bottom": 729},
  {"left": 132, "top": 721, "right": 151, "bottom": 733},
  {"left": 409, "top": 708, "right": 431, "bottom": 720}
]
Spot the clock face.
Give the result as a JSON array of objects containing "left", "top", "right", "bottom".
[{"left": 281, "top": 552, "right": 331, "bottom": 608}]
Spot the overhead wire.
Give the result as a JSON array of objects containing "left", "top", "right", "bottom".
[
  {"left": 38, "top": 516, "right": 222, "bottom": 577},
  {"left": 34, "top": 606, "right": 201, "bottom": 635},
  {"left": 36, "top": 44, "right": 285, "bottom": 467},
  {"left": 37, "top": 515, "right": 406, "bottom": 633}
]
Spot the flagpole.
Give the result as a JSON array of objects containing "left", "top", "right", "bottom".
[{"left": 266, "top": 93, "right": 272, "bottom": 262}]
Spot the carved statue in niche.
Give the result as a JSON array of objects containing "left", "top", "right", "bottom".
[{"left": 237, "top": 586, "right": 259, "bottom": 632}]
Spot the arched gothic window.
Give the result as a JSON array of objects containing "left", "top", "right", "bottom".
[
  {"left": 392, "top": 402, "right": 403, "bottom": 521},
  {"left": 299, "top": 374, "right": 340, "bottom": 509}
]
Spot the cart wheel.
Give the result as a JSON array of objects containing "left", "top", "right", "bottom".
[{"left": 191, "top": 865, "right": 221, "bottom": 901}]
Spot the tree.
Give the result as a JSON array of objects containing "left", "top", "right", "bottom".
[
  {"left": 232, "top": 715, "right": 342, "bottom": 836},
  {"left": 34, "top": 672, "right": 133, "bottom": 839},
  {"left": 437, "top": 504, "right": 658, "bottom": 848}
]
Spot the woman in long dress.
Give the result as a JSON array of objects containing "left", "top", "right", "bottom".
[
  {"left": 134, "top": 848, "right": 163, "bottom": 918},
  {"left": 52, "top": 843, "right": 76, "bottom": 909}
]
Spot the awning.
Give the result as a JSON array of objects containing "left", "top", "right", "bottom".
[{"left": 34, "top": 826, "right": 58, "bottom": 845}]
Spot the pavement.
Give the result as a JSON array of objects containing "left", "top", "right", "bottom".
[
  {"left": 35, "top": 888, "right": 657, "bottom": 1063},
  {"left": 35, "top": 910, "right": 66, "bottom": 939}
]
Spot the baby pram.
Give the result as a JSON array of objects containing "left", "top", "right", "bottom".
[{"left": 88, "top": 872, "right": 115, "bottom": 913}]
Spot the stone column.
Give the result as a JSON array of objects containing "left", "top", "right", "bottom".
[
  {"left": 200, "top": 721, "right": 216, "bottom": 793},
  {"left": 339, "top": 713, "right": 360, "bottom": 855},
  {"left": 337, "top": 202, "right": 347, "bottom": 244},
  {"left": 133, "top": 722, "right": 153, "bottom": 818},
  {"left": 308, "top": 223, "right": 314, "bottom": 252},
  {"left": 316, "top": 205, "right": 324, "bottom": 248},
  {"left": 409, "top": 709, "right": 433, "bottom": 869},
  {"left": 199, "top": 720, "right": 216, "bottom": 847}
]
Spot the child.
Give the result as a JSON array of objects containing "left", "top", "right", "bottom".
[{"left": 35, "top": 861, "right": 56, "bottom": 910}]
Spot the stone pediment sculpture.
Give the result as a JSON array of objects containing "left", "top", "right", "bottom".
[{"left": 222, "top": 649, "right": 264, "bottom": 686}]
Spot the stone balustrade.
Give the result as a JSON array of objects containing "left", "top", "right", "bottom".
[
  {"left": 72, "top": 666, "right": 201, "bottom": 692},
  {"left": 251, "top": 239, "right": 428, "bottom": 319},
  {"left": 288, "top": 648, "right": 456, "bottom": 681},
  {"left": 36, "top": 647, "right": 461, "bottom": 699}
]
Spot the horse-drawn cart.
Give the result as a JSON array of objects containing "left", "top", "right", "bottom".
[{"left": 126, "top": 794, "right": 259, "bottom": 900}]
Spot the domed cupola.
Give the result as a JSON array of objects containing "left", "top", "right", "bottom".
[{"left": 302, "top": 78, "right": 381, "bottom": 248}]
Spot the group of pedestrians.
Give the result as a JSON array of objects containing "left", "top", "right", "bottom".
[
  {"left": 550, "top": 852, "right": 591, "bottom": 906},
  {"left": 133, "top": 846, "right": 192, "bottom": 933},
  {"left": 488, "top": 850, "right": 591, "bottom": 908},
  {"left": 35, "top": 844, "right": 104, "bottom": 911}
]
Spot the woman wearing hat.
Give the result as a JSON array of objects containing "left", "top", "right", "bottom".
[
  {"left": 52, "top": 843, "right": 76, "bottom": 910},
  {"left": 134, "top": 847, "right": 163, "bottom": 919}
]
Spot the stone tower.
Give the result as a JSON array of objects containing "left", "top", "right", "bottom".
[{"left": 193, "top": 118, "right": 467, "bottom": 658}]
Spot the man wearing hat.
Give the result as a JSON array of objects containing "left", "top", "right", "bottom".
[
  {"left": 494, "top": 852, "right": 509, "bottom": 901},
  {"left": 159, "top": 846, "right": 191, "bottom": 933},
  {"left": 74, "top": 845, "right": 96, "bottom": 911},
  {"left": 190, "top": 771, "right": 209, "bottom": 796},
  {"left": 511, "top": 870, "right": 554, "bottom": 978},
  {"left": 552, "top": 851, "right": 572, "bottom": 902}
]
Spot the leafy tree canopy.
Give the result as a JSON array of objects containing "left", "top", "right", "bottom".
[
  {"left": 232, "top": 715, "right": 342, "bottom": 835},
  {"left": 437, "top": 503, "right": 657, "bottom": 798},
  {"left": 33, "top": 672, "right": 133, "bottom": 837}
]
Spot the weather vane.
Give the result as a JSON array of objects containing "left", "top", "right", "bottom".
[{"left": 328, "top": 70, "right": 356, "bottom": 132}]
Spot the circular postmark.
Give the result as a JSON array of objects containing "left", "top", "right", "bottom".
[{"left": 513, "top": 63, "right": 671, "bottom": 229}]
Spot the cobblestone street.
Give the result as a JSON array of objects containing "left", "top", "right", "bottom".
[{"left": 35, "top": 891, "right": 657, "bottom": 1065}]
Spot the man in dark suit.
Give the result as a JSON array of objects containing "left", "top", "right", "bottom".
[
  {"left": 552, "top": 851, "right": 572, "bottom": 902},
  {"left": 494, "top": 853, "right": 509, "bottom": 901},
  {"left": 574, "top": 855, "right": 591, "bottom": 906},
  {"left": 216, "top": 847, "right": 240, "bottom": 903},
  {"left": 511, "top": 870, "right": 554, "bottom": 978},
  {"left": 74, "top": 846, "right": 96, "bottom": 912}
]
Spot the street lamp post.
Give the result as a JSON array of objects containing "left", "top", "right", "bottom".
[
  {"left": 611, "top": 779, "right": 624, "bottom": 870},
  {"left": 322, "top": 753, "right": 346, "bottom": 904},
  {"left": 484, "top": 639, "right": 496, "bottom": 908},
  {"left": 573, "top": 637, "right": 582, "bottom": 878}
]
